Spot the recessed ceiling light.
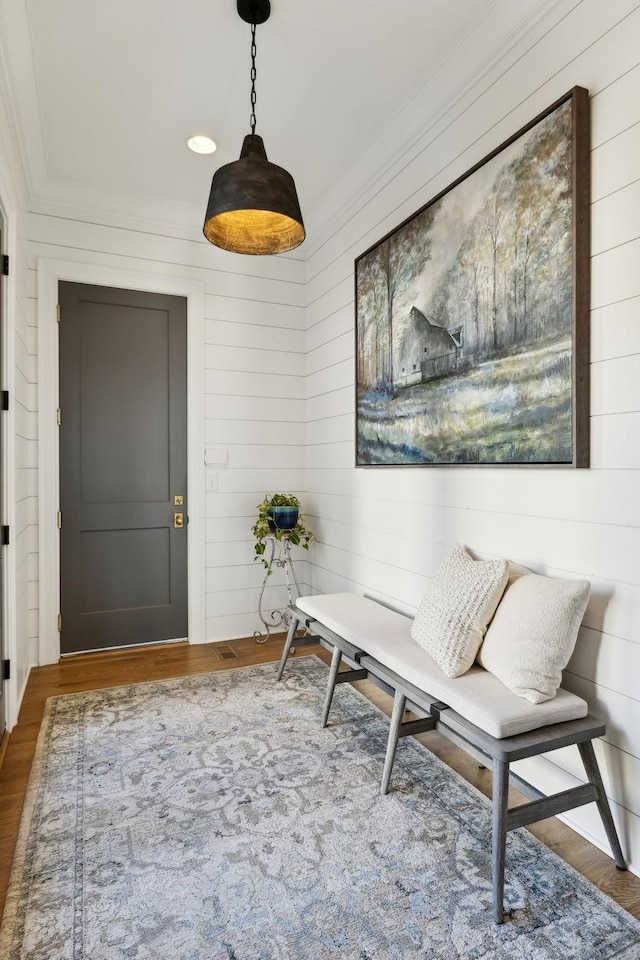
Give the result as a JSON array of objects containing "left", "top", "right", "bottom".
[{"left": 187, "top": 135, "right": 217, "bottom": 155}]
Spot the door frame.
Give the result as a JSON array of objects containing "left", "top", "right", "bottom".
[
  {"left": 0, "top": 201, "right": 16, "bottom": 727},
  {"left": 38, "top": 260, "right": 206, "bottom": 665}
]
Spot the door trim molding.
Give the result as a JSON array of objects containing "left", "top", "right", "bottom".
[
  {"left": 0, "top": 200, "right": 17, "bottom": 727},
  {"left": 37, "top": 259, "right": 206, "bottom": 665}
]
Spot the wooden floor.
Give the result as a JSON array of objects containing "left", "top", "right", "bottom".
[{"left": 1, "top": 636, "right": 639, "bottom": 926}]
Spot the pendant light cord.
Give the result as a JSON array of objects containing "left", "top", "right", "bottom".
[{"left": 250, "top": 22, "right": 257, "bottom": 135}]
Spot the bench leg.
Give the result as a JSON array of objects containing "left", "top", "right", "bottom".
[
  {"left": 492, "top": 758, "right": 509, "bottom": 924},
  {"left": 321, "top": 645, "right": 342, "bottom": 728},
  {"left": 275, "top": 615, "right": 299, "bottom": 681},
  {"left": 578, "top": 740, "right": 626, "bottom": 869},
  {"left": 381, "top": 690, "right": 407, "bottom": 796}
]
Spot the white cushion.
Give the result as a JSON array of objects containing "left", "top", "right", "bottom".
[
  {"left": 410, "top": 545, "right": 509, "bottom": 678},
  {"left": 296, "top": 592, "right": 412, "bottom": 649},
  {"left": 295, "top": 593, "right": 587, "bottom": 739},
  {"left": 478, "top": 573, "right": 590, "bottom": 703}
]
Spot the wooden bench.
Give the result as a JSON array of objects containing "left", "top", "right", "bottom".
[{"left": 276, "top": 592, "right": 626, "bottom": 923}]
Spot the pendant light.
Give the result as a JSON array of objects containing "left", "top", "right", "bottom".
[{"left": 203, "top": 0, "right": 305, "bottom": 255}]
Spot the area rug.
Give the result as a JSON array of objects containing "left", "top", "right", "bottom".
[{"left": 1, "top": 659, "right": 639, "bottom": 960}]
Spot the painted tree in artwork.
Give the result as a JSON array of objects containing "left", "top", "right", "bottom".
[
  {"left": 356, "top": 244, "right": 390, "bottom": 391},
  {"left": 423, "top": 100, "right": 573, "bottom": 363},
  {"left": 357, "top": 206, "right": 434, "bottom": 396},
  {"left": 482, "top": 195, "right": 507, "bottom": 353}
]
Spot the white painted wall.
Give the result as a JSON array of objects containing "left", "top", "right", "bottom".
[
  {"left": 13, "top": 215, "right": 37, "bottom": 702},
  {"left": 302, "top": 0, "right": 640, "bottom": 874},
  {"left": 0, "top": 50, "right": 36, "bottom": 722}
]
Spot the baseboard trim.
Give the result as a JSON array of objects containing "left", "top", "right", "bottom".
[{"left": 0, "top": 727, "right": 10, "bottom": 771}]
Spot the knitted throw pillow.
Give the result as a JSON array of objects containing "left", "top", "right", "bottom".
[
  {"left": 410, "top": 545, "right": 509, "bottom": 678},
  {"left": 478, "top": 573, "right": 590, "bottom": 703}
]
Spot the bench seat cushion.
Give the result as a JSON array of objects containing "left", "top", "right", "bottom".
[{"left": 295, "top": 593, "right": 588, "bottom": 740}]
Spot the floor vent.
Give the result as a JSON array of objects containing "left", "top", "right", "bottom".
[{"left": 218, "top": 646, "right": 238, "bottom": 660}]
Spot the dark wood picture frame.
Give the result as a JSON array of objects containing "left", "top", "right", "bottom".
[{"left": 355, "top": 87, "right": 590, "bottom": 467}]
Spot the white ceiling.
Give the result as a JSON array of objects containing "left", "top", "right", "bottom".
[{"left": 0, "top": 0, "right": 558, "bottom": 247}]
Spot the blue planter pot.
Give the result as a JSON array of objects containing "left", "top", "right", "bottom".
[{"left": 268, "top": 505, "right": 299, "bottom": 531}]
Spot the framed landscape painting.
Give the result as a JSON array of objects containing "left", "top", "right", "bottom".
[{"left": 355, "top": 87, "right": 590, "bottom": 467}]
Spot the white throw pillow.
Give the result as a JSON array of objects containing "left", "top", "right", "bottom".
[
  {"left": 410, "top": 544, "right": 509, "bottom": 678},
  {"left": 478, "top": 573, "right": 590, "bottom": 703}
]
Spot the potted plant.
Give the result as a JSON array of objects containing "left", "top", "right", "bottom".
[{"left": 252, "top": 493, "right": 314, "bottom": 568}]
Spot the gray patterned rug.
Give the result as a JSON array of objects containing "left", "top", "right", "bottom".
[{"left": 1, "top": 658, "right": 639, "bottom": 960}]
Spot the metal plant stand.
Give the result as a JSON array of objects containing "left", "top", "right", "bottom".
[{"left": 254, "top": 535, "right": 302, "bottom": 643}]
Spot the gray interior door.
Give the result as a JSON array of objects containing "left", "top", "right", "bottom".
[{"left": 59, "top": 282, "right": 188, "bottom": 654}]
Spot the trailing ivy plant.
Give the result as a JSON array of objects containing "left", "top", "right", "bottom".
[{"left": 252, "top": 493, "right": 314, "bottom": 569}]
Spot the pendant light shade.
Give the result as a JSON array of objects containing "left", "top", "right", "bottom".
[
  {"left": 202, "top": 0, "right": 305, "bottom": 256},
  {"left": 203, "top": 134, "right": 305, "bottom": 255}
]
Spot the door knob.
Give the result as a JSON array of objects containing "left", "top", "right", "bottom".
[{"left": 174, "top": 512, "right": 184, "bottom": 529}]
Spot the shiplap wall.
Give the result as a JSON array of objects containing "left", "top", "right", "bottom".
[
  {"left": 303, "top": 0, "right": 640, "bottom": 873},
  {"left": 14, "top": 215, "right": 37, "bottom": 700},
  {"left": 0, "top": 56, "right": 37, "bottom": 713},
  {"left": 25, "top": 213, "right": 307, "bottom": 645}
]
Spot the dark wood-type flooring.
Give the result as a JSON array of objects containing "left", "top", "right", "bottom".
[{"left": 1, "top": 636, "right": 639, "bottom": 925}]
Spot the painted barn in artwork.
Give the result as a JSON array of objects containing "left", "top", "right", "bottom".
[{"left": 396, "top": 306, "right": 463, "bottom": 388}]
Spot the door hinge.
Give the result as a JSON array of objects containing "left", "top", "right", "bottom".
[
  {"left": 56, "top": 511, "right": 62, "bottom": 529},
  {"left": 57, "top": 614, "right": 63, "bottom": 632},
  {"left": 1, "top": 390, "right": 8, "bottom": 411},
  {"left": 1, "top": 525, "right": 8, "bottom": 546},
  {"left": 56, "top": 304, "right": 61, "bottom": 322},
  {"left": 2, "top": 659, "right": 10, "bottom": 681},
  {"left": 2, "top": 255, "right": 8, "bottom": 276},
  {"left": 56, "top": 407, "right": 61, "bottom": 426}
]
